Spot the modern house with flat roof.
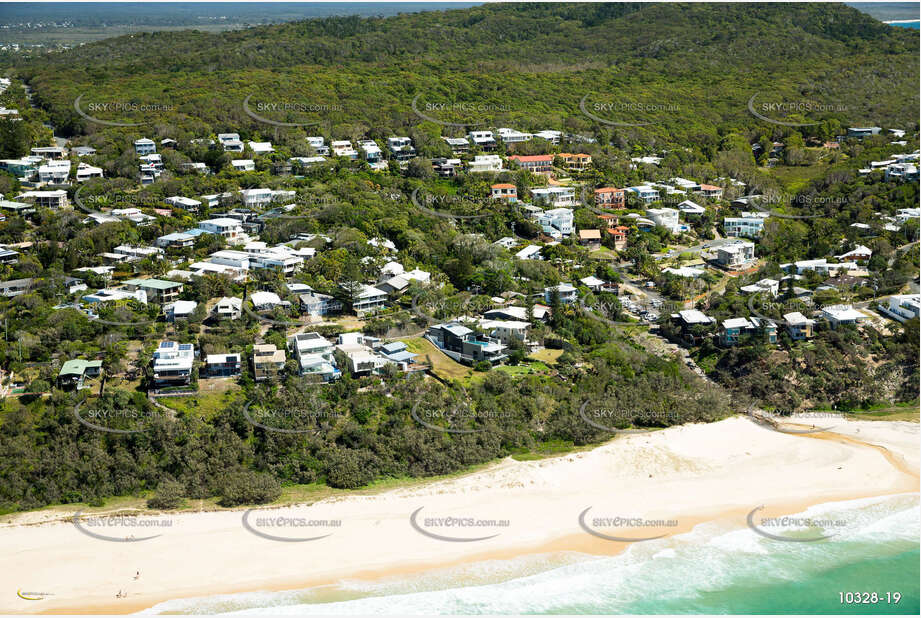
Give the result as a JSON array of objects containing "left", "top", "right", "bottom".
[
  {"left": 123, "top": 278, "right": 184, "bottom": 304},
  {"left": 152, "top": 341, "right": 195, "bottom": 386},
  {"left": 253, "top": 343, "right": 286, "bottom": 382},
  {"left": 426, "top": 322, "right": 507, "bottom": 365}
]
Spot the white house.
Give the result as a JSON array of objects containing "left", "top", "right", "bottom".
[
  {"left": 165, "top": 196, "right": 202, "bottom": 211},
  {"left": 231, "top": 159, "right": 255, "bottom": 172},
  {"left": 75, "top": 162, "right": 103, "bottom": 182},
  {"left": 134, "top": 138, "right": 156, "bottom": 155},
  {"left": 530, "top": 187, "right": 575, "bottom": 207},
  {"left": 198, "top": 218, "right": 246, "bottom": 242},
  {"left": 248, "top": 141, "right": 274, "bottom": 154},
  {"left": 467, "top": 154, "right": 504, "bottom": 173},
  {"left": 534, "top": 208, "right": 574, "bottom": 238},
  {"left": 646, "top": 208, "right": 680, "bottom": 233},
  {"left": 515, "top": 245, "right": 543, "bottom": 260},
  {"left": 626, "top": 185, "right": 660, "bottom": 203},
  {"left": 716, "top": 241, "right": 756, "bottom": 268}
]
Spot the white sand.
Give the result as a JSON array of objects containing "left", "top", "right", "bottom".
[{"left": 1, "top": 415, "right": 917, "bottom": 614}]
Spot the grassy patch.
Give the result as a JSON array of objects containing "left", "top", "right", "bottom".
[
  {"left": 402, "top": 336, "right": 474, "bottom": 383},
  {"left": 157, "top": 385, "right": 243, "bottom": 419},
  {"left": 527, "top": 348, "right": 565, "bottom": 364}
]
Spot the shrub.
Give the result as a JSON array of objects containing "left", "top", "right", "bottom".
[
  {"left": 147, "top": 480, "right": 185, "bottom": 510},
  {"left": 217, "top": 470, "right": 282, "bottom": 507}
]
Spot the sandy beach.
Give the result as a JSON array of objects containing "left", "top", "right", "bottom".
[{"left": 2, "top": 415, "right": 917, "bottom": 615}]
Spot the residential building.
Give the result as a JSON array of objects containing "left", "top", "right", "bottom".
[
  {"left": 306, "top": 136, "right": 329, "bottom": 155},
  {"left": 478, "top": 319, "right": 530, "bottom": 346},
  {"left": 31, "top": 146, "right": 67, "bottom": 160},
  {"left": 836, "top": 245, "right": 872, "bottom": 262},
  {"left": 881, "top": 294, "right": 921, "bottom": 322},
  {"left": 57, "top": 359, "right": 103, "bottom": 390},
  {"left": 716, "top": 241, "right": 756, "bottom": 268},
  {"left": 740, "top": 278, "right": 780, "bottom": 297},
  {"left": 646, "top": 208, "right": 680, "bottom": 234},
  {"left": 558, "top": 152, "right": 592, "bottom": 172},
  {"left": 123, "top": 278, "right": 184, "bottom": 304},
  {"left": 426, "top": 322, "right": 507, "bottom": 365},
  {"left": 331, "top": 140, "right": 358, "bottom": 158},
  {"left": 497, "top": 127, "right": 533, "bottom": 143},
  {"left": 152, "top": 341, "right": 195, "bottom": 386},
  {"left": 720, "top": 317, "right": 776, "bottom": 346},
  {"left": 677, "top": 199, "right": 706, "bottom": 216},
  {"left": 38, "top": 160, "right": 71, "bottom": 184},
  {"left": 358, "top": 139, "right": 383, "bottom": 164},
  {"left": 387, "top": 136, "right": 416, "bottom": 161},
  {"left": 509, "top": 154, "right": 553, "bottom": 173},
  {"left": 164, "top": 300, "right": 197, "bottom": 322},
  {"left": 534, "top": 207, "right": 574, "bottom": 238},
  {"left": 432, "top": 158, "right": 460, "bottom": 177},
  {"left": 534, "top": 130, "right": 562, "bottom": 144},
  {"left": 595, "top": 187, "right": 625, "bottom": 208},
  {"left": 822, "top": 304, "right": 869, "bottom": 328},
  {"left": 578, "top": 229, "right": 602, "bottom": 249},
  {"left": 0, "top": 277, "right": 33, "bottom": 297},
  {"left": 165, "top": 196, "right": 202, "bottom": 211},
  {"left": 697, "top": 184, "right": 723, "bottom": 199},
  {"left": 530, "top": 187, "right": 575, "bottom": 207},
  {"left": 444, "top": 137, "right": 470, "bottom": 154},
  {"left": 250, "top": 291, "right": 288, "bottom": 311},
  {"left": 671, "top": 309, "right": 716, "bottom": 344},
  {"left": 626, "top": 185, "right": 660, "bottom": 204},
  {"left": 885, "top": 163, "right": 919, "bottom": 182},
  {"left": 606, "top": 225, "right": 629, "bottom": 250},
  {"left": 723, "top": 214, "right": 766, "bottom": 238},
  {"left": 515, "top": 245, "right": 543, "bottom": 260},
  {"left": 544, "top": 283, "right": 578, "bottom": 305},
  {"left": 491, "top": 183, "right": 518, "bottom": 202},
  {"left": 467, "top": 130, "right": 496, "bottom": 150},
  {"left": 253, "top": 343, "right": 286, "bottom": 382},
  {"left": 350, "top": 284, "right": 389, "bottom": 316},
  {"left": 468, "top": 154, "right": 504, "bottom": 173},
  {"left": 204, "top": 353, "right": 241, "bottom": 377},
  {"left": 299, "top": 291, "right": 343, "bottom": 318},
  {"left": 198, "top": 217, "right": 246, "bottom": 242},
  {"left": 846, "top": 127, "right": 881, "bottom": 139},
  {"left": 82, "top": 287, "right": 148, "bottom": 305},
  {"left": 133, "top": 138, "right": 156, "bottom": 155},
  {"left": 74, "top": 163, "right": 104, "bottom": 182},
  {"left": 288, "top": 332, "right": 340, "bottom": 381},
  {"left": 784, "top": 312, "right": 815, "bottom": 340},
  {"left": 18, "top": 190, "right": 68, "bottom": 209},
  {"left": 231, "top": 159, "right": 255, "bottom": 172},
  {"left": 213, "top": 296, "right": 242, "bottom": 320},
  {"left": 248, "top": 141, "right": 273, "bottom": 154}
]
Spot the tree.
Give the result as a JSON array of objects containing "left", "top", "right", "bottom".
[{"left": 147, "top": 480, "right": 185, "bottom": 509}]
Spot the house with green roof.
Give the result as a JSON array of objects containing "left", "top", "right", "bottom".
[
  {"left": 57, "top": 359, "right": 103, "bottom": 390},
  {"left": 123, "top": 278, "right": 184, "bottom": 304}
]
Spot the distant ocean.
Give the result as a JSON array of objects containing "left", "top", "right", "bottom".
[
  {"left": 142, "top": 493, "right": 919, "bottom": 615},
  {"left": 886, "top": 20, "right": 920, "bottom": 29}
]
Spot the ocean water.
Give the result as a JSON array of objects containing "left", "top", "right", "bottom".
[
  {"left": 143, "top": 494, "right": 919, "bottom": 615},
  {"left": 888, "top": 20, "right": 920, "bottom": 29}
]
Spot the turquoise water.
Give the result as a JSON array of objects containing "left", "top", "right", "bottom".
[
  {"left": 144, "top": 494, "right": 919, "bottom": 615},
  {"left": 889, "top": 20, "right": 920, "bottom": 29}
]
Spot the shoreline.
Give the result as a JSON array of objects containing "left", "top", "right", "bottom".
[{"left": 3, "top": 416, "right": 918, "bottom": 615}]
